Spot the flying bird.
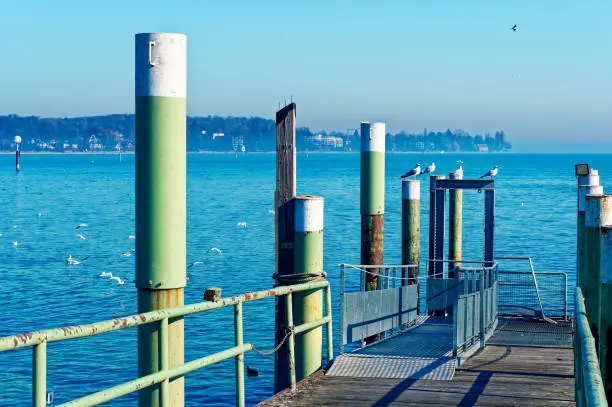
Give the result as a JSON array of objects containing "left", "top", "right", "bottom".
[
  {"left": 247, "top": 365, "right": 259, "bottom": 377},
  {"left": 480, "top": 165, "right": 499, "bottom": 179},
  {"left": 422, "top": 162, "right": 436, "bottom": 176},
  {"left": 66, "top": 255, "right": 89, "bottom": 265},
  {"left": 76, "top": 234, "right": 86, "bottom": 240},
  {"left": 75, "top": 223, "right": 88, "bottom": 230},
  {"left": 237, "top": 221, "right": 247, "bottom": 229},
  {"left": 512, "top": 24, "right": 518, "bottom": 32},
  {"left": 207, "top": 247, "right": 223, "bottom": 255},
  {"left": 187, "top": 260, "right": 203, "bottom": 269},
  {"left": 401, "top": 163, "right": 421, "bottom": 178}
]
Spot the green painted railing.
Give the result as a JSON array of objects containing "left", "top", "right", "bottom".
[
  {"left": 0, "top": 280, "right": 333, "bottom": 407},
  {"left": 575, "top": 287, "right": 607, "bottom": 407}
]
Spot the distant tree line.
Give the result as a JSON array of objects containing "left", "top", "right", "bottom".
[{"left": 0, "top": 114, "right": 511, "bottom": 152}]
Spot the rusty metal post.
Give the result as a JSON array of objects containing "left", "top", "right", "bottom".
[
  {"left": 293, "top": 196, "right": 324, "bottom": 381},
  {"left": 135, "top": 33, "right": 186, "bottom": 407},
  {"left": 448, "top": 170, "right": 463, "bottom": 276},
  {"left": 402, "top": 179, "right": 420, "bottom": 287},
  {"left": 274, "top": 103, "right": 296, "bottom": 392},
  {"left": 578, "top": 169, "right": 600, "bottom": 291},
  {"left": 361, "top": 122, "right": 384, "bottom": 343},
  {"left": 584, "top": 193, "right": 610, "bottom": 352}
]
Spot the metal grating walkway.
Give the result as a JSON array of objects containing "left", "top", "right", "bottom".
[{"left": 327, "top": 316, "right": 457, "bottom": 380}]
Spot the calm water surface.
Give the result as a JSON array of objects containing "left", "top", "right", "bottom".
[{"left": 0, "top": 152, "right": 609, "bottom": 406}]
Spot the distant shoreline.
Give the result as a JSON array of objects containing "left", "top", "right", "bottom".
[{"left": 0, "top": 150, "right": 511, "bottom": 155}]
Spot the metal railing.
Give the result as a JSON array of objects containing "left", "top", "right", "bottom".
[
  {"left": 575, "top": 287, "right": 607, "bottom": 407},
  {"left": 0, "top": 280, "right": 333, "bottom": 407},
  {"left": 339, "top": 264, "right": 419, "bottom": 353},
  {"left": 452, "top": 264, "right": 499, "bottom": 356},
  {"left": 495, "top": 256, "right": 568, "bottom": 321}
]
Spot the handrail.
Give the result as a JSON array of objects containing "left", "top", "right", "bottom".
[
  {"left": 575, "top": 287, "right": 607, "bottom": 407},
  {"left": 0, "top": 280, "right": 333, "bottom": 407}
]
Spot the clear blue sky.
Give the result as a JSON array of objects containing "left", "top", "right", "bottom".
[{"left": 1, "top": 1, "right": 610, "bottom": 150}]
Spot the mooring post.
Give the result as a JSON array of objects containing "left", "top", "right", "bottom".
[
  {"left": 448, "top": 171, "right": 463, "bottom": 276},
  {"left": 135, "top": 32, "right": 186, "bottom": 407},
  {"left": 293, "top": 196, "right": 324, "bottom": 381},
  {"left": 402, "top": 179, "right": 420, "bottom": 290},
  {"left": 274, "top": 103, "right": 296, "bottom": 392},
  {"left": 14, "top": 136, "right": 21, "bottom": 172},
  {"left": 578, "top": 169, "right": 600, "bottom": 290},
  {"left": 599, "top": 223, "right": 612, "bottom": 398},
  {"left": 580, "top": 184, "right": 603, "bottom": 294},
  {"left": 584, "top": 193, "right": 610, "bottom": 351},
  {"left": 360, "top": 122, "right": 385, "bottom": 290}
]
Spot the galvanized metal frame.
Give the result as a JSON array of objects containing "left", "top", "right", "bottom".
[
  {"left": 339, "top": 264, "right": 419, "bottom": 354},
  {"left": 429, "top": 179, "right": 495, "bottom": 279},
  {"left": 0, "top": 280, "right": 333, "bottom": 407}
]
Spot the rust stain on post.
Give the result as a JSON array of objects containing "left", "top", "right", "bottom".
[{"left": 361, "top": 214, "right": 383, "bottom": 291}]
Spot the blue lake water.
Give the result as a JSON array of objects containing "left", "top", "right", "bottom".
[{"left": 0, "top": 152, "right": 609, "bottom": 406}]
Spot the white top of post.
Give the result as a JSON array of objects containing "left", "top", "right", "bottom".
[
  {"left": 579, "top": 185, "right": 603, "bottom": 213},
  {"left": 585, "top": 194, "right": 612, "bottom": 227},
  {"left": 135, "top": 33, "right": 186, "bottom": 98},
  {"left": 294, "top": 196, "right": 324, "bottom": 232},
  {"left": 578, "top": 168, "right": 599, "bottom": 186},
  {"left": 402, "top": 180, "right": 420, "bottom": 200},
  {"left": 360, "top": 122, "right": 385, "bottom": 152}
]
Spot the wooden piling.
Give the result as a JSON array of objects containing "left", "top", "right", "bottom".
[
  {"left": 578, "top": 169, "right": 600, "bottom": 291},
  {"left": 135, "top": 32, "right": 187, "bottom": 407},
  {"left": 274, "top": 103, "right": 296, "bottom": 392},
  {"left": 293, "top": 196, "right": 324, "bottom": 381},
  {"left": 401, "top": 179, "right": 420, "bottom": 286},
  {"left": 448, "top": 171, "right": 463, "bottom": 276},
  {"left": 599, "top": 224, "right": 612, "bottom": 398},
  {"left": 584, "top": 193, "right": 611, "bottom": 351}
]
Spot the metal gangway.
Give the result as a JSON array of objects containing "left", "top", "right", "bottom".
[{"left": 327, "top": 262, "right": 498, "bottom": 381}]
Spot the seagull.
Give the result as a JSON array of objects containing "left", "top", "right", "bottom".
[
  {"left": 128, "top": 235, "right": 136, "bottom": 239},
  {"left": 75, "top": 223, "right": 88, "bottom": 230},
  {"left": 512, "top": 24, "right": 518, "bottom": 32},
  {"left": 110, "top": 276, "right": 125, "bottom": 285},
  {"left": 422, "top": 162, "right": 436, "bottom": 176},
  {"left": 401, "top": 163, "right": 421, "bottom": 178},
  {"left": 187, "top": 261, "right": 203, "bottom": 269},
  {"left": 11, "top": 241, "right": 18, "bottom": 247},
  {"left": 207, "top": 247, "right": 223, "bottom": 255},
  {"left": 450, "top": 165, "right": 463, "bottom": 179},
  {"left": 121, "top": 250, "right": 135, "bottom": 257},
  {"left": 99, "top": 271, "right": 111, "bottom": 277},
  {"left": 237, "top": 222, "right": 247, "bottom": 229},
  {"left": 37, "top": 212, "right": 43, "bottom": 217},
  {"left": 76, "top": 234, "right": 86, "bottom": 240},
  {"left": 480, "top": 165, "right": 499, "bottom": 179},
  {"left": 66, "top": 255, "right": 89, "bottom": 265},
  {"left": 267, "top": 210, "right": 275, "bottom": 215}
]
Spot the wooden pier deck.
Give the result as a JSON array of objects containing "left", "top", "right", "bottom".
[{"left": 259, "top": 319, "right": 575, "bottom": 406}]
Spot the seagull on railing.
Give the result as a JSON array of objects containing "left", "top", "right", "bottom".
[
  {"left": 422, "top": 162, "right": 436, "bottom": 176},
  {"left": 480, "top": 165, "right": 499, "bottom": 179},
  {"left": 400, "top": 163, "right": 421, "bottom": 178}
]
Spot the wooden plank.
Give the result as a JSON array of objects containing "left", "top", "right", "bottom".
[
  {"left": 273, "top": 103, "right": 297, "bottom": 392},
  {"left": 260, "top": 342, "right": 575, "bottom": 406}
]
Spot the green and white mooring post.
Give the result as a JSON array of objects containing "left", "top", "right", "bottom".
[
  {"left": 577, "top": 168, "right": 600, "bottom": 291},
  {"left": 360, "top": 122, "right": 385, "bottom": 292},
  {"left": 135, "top": 32, "right": 187, "bottom": 407},
  {"left": 599, "top": 222, "right": 612, "bottom": 398},
  {"left": 401, "top": 179, "right": 420, "bottom": 287},
  {"left": 448, "top": 170, "right": 463, "bottom": 276},
  {"left": 293, "top": 196, "right": 324, "bottom": 381},
  {"left": 584, "top": 193, "right": 609, "bottom": 350}
]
